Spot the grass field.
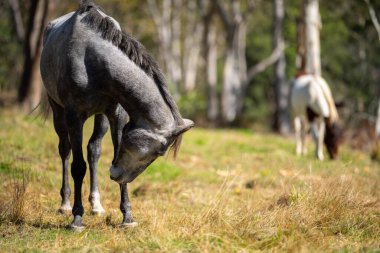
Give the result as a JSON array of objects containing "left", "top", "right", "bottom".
[{"left": 0, "top": 108, "right": 379, "bottom": 252}]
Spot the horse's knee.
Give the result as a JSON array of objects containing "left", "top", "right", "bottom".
[
  {"left": 58, "top": 139, "right": 71, "bottom": 158},
  {"left": 87, "top": 140, "right": 101, "bottom": 161},
  {"left": 60, "top": 187, "right": 71, "bottom": 199},
  {"left": 71, "top": 159, "right": 86, "bottom": 180}
]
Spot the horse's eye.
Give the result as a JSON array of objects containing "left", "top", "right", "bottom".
[{"left": 155, "top": 150, "right": 165, "bottom": 156}]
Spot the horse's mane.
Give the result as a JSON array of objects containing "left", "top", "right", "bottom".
[
  {"left": 314, "top": 76, "right": 339, "bottom": 123},
  {"left": 78, "top": 0, "right": 184, "bottom": 156}
]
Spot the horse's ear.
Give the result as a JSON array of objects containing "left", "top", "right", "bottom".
[
  {"left": 165, "top": 119, "right": 194, "bottom": 139},
  {"left": 172, "top": 119, "right": 194, "bottom": 137}
]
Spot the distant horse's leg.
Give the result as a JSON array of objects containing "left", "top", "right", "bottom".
[
  {"left": 311, "top": 120, "right": 324, "bottom": 160},
  {"left": 49, "top": 98, "right": 72, "bottom": 213},
  {"left": 119, "top": 183, "right": 138, "bottom": 227},
  {"left": 317, "top": 120, "right": 325, "bottom": 160},
  {"left": 294, "top": 117, "right": 306, "bottom": 155},
  {"left": 87, "top": 114, "right": 109, "bottom": 215},
  {"left": 65, "top": 108, "right": 87, "bottom": 231}
]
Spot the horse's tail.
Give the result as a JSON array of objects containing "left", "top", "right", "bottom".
[
  {"left": 39, "top": 91, "right": 51, "bottom": 120},
  {"left": 315, "top": 76, "right": 339, "bottom": 123}
]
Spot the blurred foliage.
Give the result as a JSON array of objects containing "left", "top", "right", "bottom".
[
  {"left": 1, "top": 0, "right": 380, "bottom": 125},
  {"left": 0, "top": 1, "right": 23, "bottom": 90}
]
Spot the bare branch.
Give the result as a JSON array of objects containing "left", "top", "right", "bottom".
[
  {"left": 246, "top": 42, "right": 285, "bottom": 83},
  {"left": 364, "top": 0, "right": 380, "bottom": 42}
]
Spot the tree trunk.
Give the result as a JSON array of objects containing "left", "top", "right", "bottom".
[
  {"left": 200, "top": 0, "right": 219, "bottom": 124},
  {"left": 297, "top": 0, "right": 321, "bottom": 75},
  {"left": 183, "top": 0, "right": 203, "bottom": 92},
  {"left": 273, "top": 0, "right": 290, "bottom": 134},
  {"left": 170, "top": 0, "right": 183, "bottom": 93},
  {"left": 206, "top": 25, "right": 219, "bottom": 124},
  {"left": 18, "top": 0, "right": 51, "bottom": 111},
  {"left": 8, "top": 0, "right": 24, "bottom": 43},
  {"left": 364, "top": 0, "right": 380, "bottom": 141},
  {"left": 148, "top": 0, "right": 182, "bottom": 96},
  {"left": 221, "top": 22, "right": 247, "bottom": 124}
]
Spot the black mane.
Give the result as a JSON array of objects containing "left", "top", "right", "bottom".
[{"left": 78, "top": 0, "right": 184, "bottom": 156}]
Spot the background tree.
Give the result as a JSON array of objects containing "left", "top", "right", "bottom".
[
  {"left": 17, "top": 0, "right": 56, "bottom": 111},
  {"left": 273, "top": 0, "right": 290, "bottom": 134},
  {"left": 297, "top": 0, "right": 321, "bottom": 75},
  {"left": 1, "top": 0, "right": 380, "bottom": 138}
]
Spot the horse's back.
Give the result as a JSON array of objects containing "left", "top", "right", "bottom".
[
  {"left": 291, "top": 75, "right": 330, "bottom": 119},
  {"left": 41, "top": 12, "right": 77, "bottom": 106},
  {"left": 41, "top": 10, "right": 116, "bottom": 108}
]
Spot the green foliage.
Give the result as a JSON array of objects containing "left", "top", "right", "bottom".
[
  {"left": 177, "top": 91, "right": 207, "bottom": 120},
  {"left": 0, "top": 109, "right": 379, "bottom": 252},
  {"left": 1, "top": 0, "right": 380, "bottom": 125},
  {"left": 0, "top": 2, "right": 22, "bottom": 90}
]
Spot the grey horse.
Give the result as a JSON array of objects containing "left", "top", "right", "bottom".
[{"left": 40, "top": 0, "right": 193, "bottom": 230}]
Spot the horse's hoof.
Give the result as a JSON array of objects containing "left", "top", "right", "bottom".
[
  {"left": 68, "top": 223, "right": 86, "bottom": 232},
  {"left": 91, "top": 208, "right": 105, "bottom": 216},
  {"left": 120, "top": 221, "right": 138, "bottom": 228},
  {"left": 58, "top": 205, "right": 72, "bottom": 214}
]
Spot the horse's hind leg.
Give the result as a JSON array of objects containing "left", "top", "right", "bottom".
[
  {"left": 87, "top": 114, "right": 109, "bottom": 215},
  {"left": 294, "top": 116, "right": 307, "bottom": 155},
  {"left": 49, "top": 98, "right": 72, "bottom": 213},
  {"left": 65, "top": 108, "right": 87, "bottom": 231}
]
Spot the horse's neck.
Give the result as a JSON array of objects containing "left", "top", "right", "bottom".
[
  {"left": 118, "top": 91, "right": 175, "bottom": 132},
  {"left": 314, "top": 76, "right": 339, "bottom": 122},
  {"left": 105, "top": 52, "right": 175, "bottom": 131},
  {"left": 70, "top": 15, "right": 176, "bottom": 132}
]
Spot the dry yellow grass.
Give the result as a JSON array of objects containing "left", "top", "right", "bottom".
[{"left": 0, "top": 109, "right": 379, "bottom": 252}]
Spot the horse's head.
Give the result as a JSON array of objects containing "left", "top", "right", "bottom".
[
  {"left": 109, "top": 119, "right": 194, "bottom": 183},
  {"left": 324, "top": 121, "right": 344, "bottom": 159}
]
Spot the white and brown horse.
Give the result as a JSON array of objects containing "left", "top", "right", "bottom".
[{"left": 291, "top": 74, "right": 342, "bottom": 160}]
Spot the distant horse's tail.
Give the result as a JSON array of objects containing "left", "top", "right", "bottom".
[{"left": 315, "top": 76, "right": 339, "bottom": 123}]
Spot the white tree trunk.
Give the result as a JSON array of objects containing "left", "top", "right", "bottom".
[
  {"left": 304, "top": 0, "right": 321, "bottom": 75},
  {"left": 170, "top": 0, "right": 183, "bottom": 92},
  {"left": 219, "top": 0, "right": 247, "bottom": 124},
  {"left": 376, "top": 97, "right": 380, "bottom": 138},
  {"left": 221, "top": 22, "right": 247, "bottom": 123},
  {"left": 298, "top": 0, "right": 321, "bottom": 75},
  {"left": 183, "top": 0, "right": 203, "bottom": 92},
  {"left": 364, "top": 0, "right": 380, "bottom": 139},
  {"left": 273, "top": 0, "right": 290, "bottom": 134},
  {"left": 148, "top": 0, "right": 182, "bottom": 95},
  {"left": 206, "top": 26, "right": 218, "bottom": 122}
]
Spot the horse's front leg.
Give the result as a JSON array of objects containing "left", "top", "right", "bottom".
[
  {"left": 311, "top": 120, "right": 324, "bottom": 160},
  {"left": 316, "top": 120, "right": 325, "bottom": 161},
  {"left": 65, "top": 108, "right": 87, "bottom": 231},
  {"left": 119, "top": 183, "right": 138, "bottom": 227},
  {"left": 87, "top": 114, "right": 109, "bottom": 215},
  {"left": 294, "top": 117, "right": 306, "bottom": 155}
]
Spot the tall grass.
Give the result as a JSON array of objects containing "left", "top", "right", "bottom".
[
  {"left": 0, "top": 110, "right": 379, "bottom": 252},
  {"left": 0, "top": 170, "right": 29, "bottom": 224}
]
